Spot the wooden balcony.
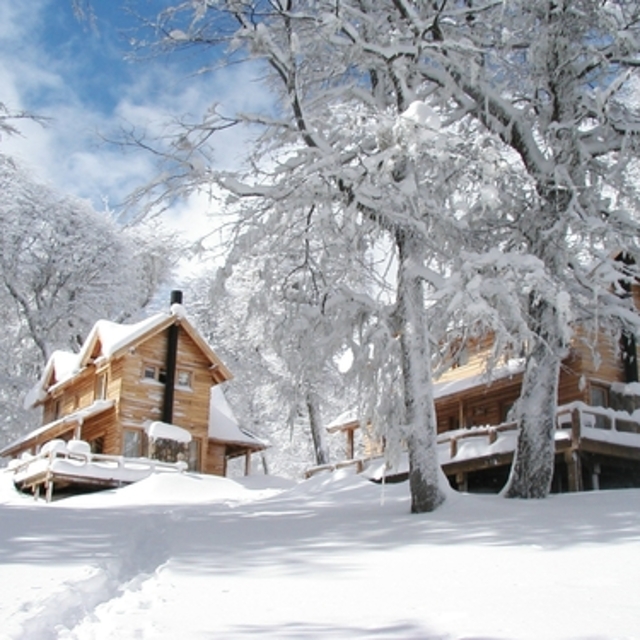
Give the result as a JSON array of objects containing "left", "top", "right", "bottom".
[
  {"left": 308, "top": 403, "right": 640, "bottom": 492},
  {"left": 7, "top": 438, "right": 187, "bottom": 502}
]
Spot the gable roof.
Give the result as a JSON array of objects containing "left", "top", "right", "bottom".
[{"left": 25, "top": 304, "right": 232, "bottom": 408}]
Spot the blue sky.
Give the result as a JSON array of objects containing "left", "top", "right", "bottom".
[{"left": 0, "top": 0, "right": 267, "bottom": 231}]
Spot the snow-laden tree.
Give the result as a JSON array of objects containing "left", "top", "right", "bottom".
[
  {"left": 0, "top": 153, "right": 177, "bottom": 448},
  {"left": 128, "top": 1, "right": 498, "bottom": 512},
  {"left": 127, "top": 0, "right": 640, "bottom": 504},
  {"left": 398, "top": 0, "right": 640, "bottom": 498},
  {"left": 184, "top": 196, "right": 380, "bottom": 470}
]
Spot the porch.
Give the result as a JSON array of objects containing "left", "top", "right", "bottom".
[
  {"left": 307, "top": 403, "right": 640, "bottom": 492},
  {"left": 7, "top": 438, "right": 188, "bottom": 502}
]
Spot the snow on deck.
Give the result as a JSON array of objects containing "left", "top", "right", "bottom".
[
  {"left": 327, "top": 402, "right": 640, "bottom": 482},
  {"left": 10, "top": 438, "right": 187, "bottom": 497}
]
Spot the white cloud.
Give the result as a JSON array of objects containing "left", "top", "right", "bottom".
[{"left": 0, "top": 0, "right": 273, "bottom": 240}]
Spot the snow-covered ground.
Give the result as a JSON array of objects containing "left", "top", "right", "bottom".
[{"left": 1, "top": 467, "right": 639, "bottom": 640}]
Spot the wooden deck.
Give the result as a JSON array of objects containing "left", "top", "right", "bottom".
[
  {"left": 9, "top": 440, "right": 188, "bottom": 502},
  {"left": 308, "top": 403, "right": 640, "bottom": 492}
]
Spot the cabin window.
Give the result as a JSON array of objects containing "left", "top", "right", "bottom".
[
  {"left": 143, "top": 365, "right": 157, "bottom": 380},
  {"left": 90, "top": 437, "right": 104, "bottom": 455},
  {"left": 590, "top": 384, "right": 609, "bottom": 408},
  {"left": 53, "top": 399, "right": 62, "bottom": 420},
  {"left": 95, "top": 372, "right": 108, "bottom": 400},
  {"left": 123, "top": 429, "right": 143, "bottom": 457},
  {"left": 501, "top": 402, "right": 515, "bottom": 423},
  {"left": 177, "top": 370, "right": 192, "bottom": 388},
  {"left": 589, "top": 384, "right": 610, "bottom": 430},
  {"left": 142, "top": 364, "right": 167, "bottom": 384}
]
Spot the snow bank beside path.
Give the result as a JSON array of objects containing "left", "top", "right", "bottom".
[
  {"left": 54, "top": 471, "right": 291, "bottom": 508},
  {"left": 1, "top": 470, "right": 639, "bottom": 639}
]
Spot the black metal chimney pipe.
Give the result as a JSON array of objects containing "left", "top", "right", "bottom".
[
  {"left": 616, "top": 254, "right": 639, "bottom": 383},
  {"left": 162, "top": 290, "right": 182, "bottom": 423}
]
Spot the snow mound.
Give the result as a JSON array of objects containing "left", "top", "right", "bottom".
[{"left": 53, "top": 472, "right": 289, "bottom": 508}]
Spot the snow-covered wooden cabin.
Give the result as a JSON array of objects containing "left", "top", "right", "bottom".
[
  {"left": 0, "top": 292, "right": 266, "bottom": 495},
  {"left": 321, "top": 293, "right": 640, "bottom": 493}
]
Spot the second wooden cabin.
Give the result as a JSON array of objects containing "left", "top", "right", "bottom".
[{"left": 323, "top": 299, "right": 640, "bottom": 492}]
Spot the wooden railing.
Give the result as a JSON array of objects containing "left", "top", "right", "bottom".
[
  {"left": 9, "top": 439, "right": 187, "bottom": 501},
  {"left": 308, "top": 402, "right": 640, "bottom": 479},
  {"left": 437, "top": 421, "right": 518, "bottom": 460},
  {"left": 557, "top": 402, "right": 640, "bottom": 435}
]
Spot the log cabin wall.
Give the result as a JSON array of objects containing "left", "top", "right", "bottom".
[
  {"left": 118, "top": 330, "right": 167, "bottom": 431},
  {"left": 116, "top": 326, "right": 212, "bottom": 469},
  {"left": 432, "top": 324, "right": 631, "bottom": 434},
  {"left": 571, "top": 326, "right": 626, "bottom": 384},
  {"left": 436, "top": 333, "right": 496, "bottom": 385},
  {"left": 204, "top": 441, "right": 227, "bottom": 476},
  {"left": 170, "top": 327, "right": 214, "bottom": 471},
  {"left": 435, "top": 376, "right": 522, "bottom": 433},
  {"left": 42, "top": 366, "right": 97, "bottom": 425},
  {"left": 80, "top": 406, "right": 118, "bottom": 454},
  {"left": 433, "top": 334, "right": 522, "bottom": 433},
  {"left": 563, "top": 326, "right": 628, "bottom": 410}
]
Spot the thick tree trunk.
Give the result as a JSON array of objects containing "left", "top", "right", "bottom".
[
  {"left": 396, "top": 229, "right": 445, "bottom": 513},
  {"left": 503, "top": 341, "right": 559, "bottom": 498},
  {"left": 306, "top": 388, "right": 330, "bottom": 466},
  {"left": 504, "top": 298, "right": 563, "bottom": 498}
]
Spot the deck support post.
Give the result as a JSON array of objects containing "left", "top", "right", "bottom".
[
  {"left": 565, "top": 407, "right": 583, "bottom": 492},
  {"left": 564, "top": 450, "right": 583, "bottom": 492},
  {"left": 347, "top": 429, "right": 355, "bottom": 460},
  {"left": 45, "top": 479, "right": 54, "bottom": 503},
  {"left": 455, "top": 472, "right": 468, "bottom": 492},
  {"left": 244, "top": 451, "right": 251, "bottom": 476},
  {"left": 571, "top": 408, "right": 581, "bottom": 448},
  {"left": 592, "top": 462, "right": 601, "bottom": 491}
]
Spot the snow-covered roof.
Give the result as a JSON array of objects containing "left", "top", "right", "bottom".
[
  {"left": 208, "top": 386, "right": 266, "bottom": 449},
  {"left": 433, "top": 358, "right": 525, "bottom": 401},
  {"left": 23, "top": 350, "right": 80, "bottom": 409},
  {"left": 327, "top": 359, "right": 525, "bottom": 432},
  {"left": 79, "top": 313, "right": 170, "bottom": 362},
  {"left": 24, "top": 306, "right": 231, "bottom": 408},
  {"left": 326, "top": 409, "right": 361, "bottom": 432},
  {"left": 0, "top": 400, "right": 115, "bottom": 457}
]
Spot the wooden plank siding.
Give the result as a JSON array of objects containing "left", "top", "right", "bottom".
[
  {"left": 2, "top": 307, "right": 266, "bottom": 482},
  {"left": 432, "top": 325, "right": 634, "bottom": 436},
  {"left": 435, "top": 376, "right": 521, "bottom": 434},
  {"left": 204, "top": 441, "right": 227, "bottom": 476},
  {"left": 43, "top": 367, "right": 96, "bottom": 424},
  {"left": 78, "top": 406, "right": 117, "bottom": 452},
  {"left": 114, "top": 326, "right": 216, "bottom": 468}
]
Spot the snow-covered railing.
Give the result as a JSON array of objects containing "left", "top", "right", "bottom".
[
  {"left": 9, "top": 439, "right": 187, "bottom": 502},
  {"left": 557, "top": 402, "right": 640, "bottom": 436},
  {"left": 437, "top": 421, "right": 519, "bottom": 460},
  {"left": 310, "top": 402, "right": 640, "bottom": 480},
  {"left": 304, "top": 456, "right": 376, "bottom": 479},
  {"left": 436, "top": 403, "right": 640, "bottom": 463}
]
